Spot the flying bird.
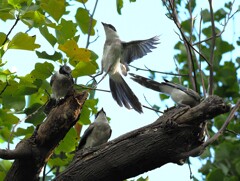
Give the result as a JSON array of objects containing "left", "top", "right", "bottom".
[
  {"left": 100, "top": 22, "right": 159, "bottom": 113},
  {"left": 78, "top": 108, "right": 111, "bottom": 150},
  {"left": 130, "top": 73, "right": 201, "bottom": 107}
]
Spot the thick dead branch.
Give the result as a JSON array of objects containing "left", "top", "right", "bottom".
[
  {"left": 4, "top": 91, "right": 88, "bottom": 181},
  {"left": 55, "top": 95, "right": 230, "bottom": 181}
]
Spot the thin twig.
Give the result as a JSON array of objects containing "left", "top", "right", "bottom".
[
  {"left": 167, "top": 1, "right": 198, "bottom": 91},
  {"left": 76, "top": 84, "right": 110, "bottom": 93},
  {"left": 129, "top": 65, "right": 189, "bottom": 77},
  {"left": 198, "top": 9, "right": 207, "bottom": 97},
  {"left": 2, "top": 14, "right": 20, "bottom": 46},
  {"left": 86, "top": 0, "right": 99, "bottom": 49},
  {"left": 193, "top": 0, "right": 239, "bottom": 46},
  {"left": 143, "top": 95, "right": 162, "bottom": 115},
  {"left": 142, "top": 105, "right": 163, "bottom": 114},
  {"left": 0, "top": 81, "right": 9, "bottom": 95},
  {"left": 208, "top": 0, "right": 216, "bottom": 96}
]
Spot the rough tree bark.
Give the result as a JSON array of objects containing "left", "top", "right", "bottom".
[
  {"left": 2, "top": 91, "right": 88, "bottom": 181},
  {"left": 55, "top": 95, "right": 230, "bottom": 181}
]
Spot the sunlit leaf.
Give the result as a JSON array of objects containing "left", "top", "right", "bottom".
[
  {"left": 0, "top": 109, "right": 19, "bottom": 125},
  {"left": 71, "top": 61, "right": 97, "bottom": 77},
  {"left": 0, "top": 32, "right": 7, "bottom": 45},
  {"left": 78, "top": 99, "right": 98, "bottom": 125},
  {"left": 40, "top": 0, "right": 65, "bottom": 22},
  {"left": 21, "top": 10, "right": 45, "bottom": 27},
  {"left": 75, "top": 7, "right": 96, "bottom": 35},
  {"left": 116, "top": 0, "right": 123, "bottom": 15},
  {"left": 76, "top": 0, "right": 88, "bottom": 3},
  {"left": 8, "top": 32, "right": 40, "bottom": 50},
  {"left": 55, "top": 128, "right": 77, "bottom": 153},
  {"left": 58, "top": 39, "right": 91, "bottom": 63}
]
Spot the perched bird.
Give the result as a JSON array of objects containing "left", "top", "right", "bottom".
[
  {"left": 50, "top": 65, "right": 74, "bottom": 102},
  {"left": 100, "top": 22, "right": 159, "bottom": 113},
  {"left": 130, "top": 73, "right": 201, "bottom": 107},
  {"left": 78, "top": 108, "right": 111, "bottom": 150}
]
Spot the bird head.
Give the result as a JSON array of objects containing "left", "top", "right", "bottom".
[{"left": 59, "top": 65, "right": 72, "bottom": 75}]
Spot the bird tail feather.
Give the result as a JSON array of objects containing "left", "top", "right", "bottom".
[{"left": 109, "top": 73, "right": 143, "bottom": 113}]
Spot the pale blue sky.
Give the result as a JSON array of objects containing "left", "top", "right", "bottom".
[{"left": 1, "top": 0, "right": 240, "bottom": 180}]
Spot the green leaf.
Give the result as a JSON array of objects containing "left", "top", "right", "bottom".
[
  {"left": 15, "top": 126, "right": 34, "bottom": 137},
  {"left": 24, "top": 103, "right": 46, "bottom": 125},
  {"left": 31, "top": 62, "right": 54, "bottom": 80},
  {"left": 78, "top": 99, "right": 98, "bottom": 125},
  {"left": 201, "top": 9, "right": 211, "bottom": 22},
  {"left": 39, "top": 26, "right": 57, "bottom": 46},
  {"left": 0, "top": 3, "right": 15, "bottom": 21},
  {"left": 56, "top": 19, "right": 78, "bottom": 44},
  {"left": 75, "top": 7, "right": 96, "bottom": 35},
  {"left": 0, "top": 32, "right": 7, "bottom": 45},
  {"left": 214, "top": 8, "right": 227, "bottom": 21},
  {"left": 206, "top": 168, "right": 224, "bottom": 181},
  {"left": 55, "top": 128, "right": 77, "bottom": 153},
  {"left": 71, "top": 61, "right": 97, "bottom": 77},
  {"left": 21, "top": 10, "right": 45, "bottom": 28},
  {"left": 8, "top": 32, "right": 40, "bottom": 50},
  {"left": 2, "top": 94, "right": 25, "bottom": 111},
  {"left": 0, "top": 160, "right": 12, "bottom": 172},
  {"left": 40, "top": 0, "right": 65, "bottom": 22},
  {"left": 18, "top": 74, "right": 39, "bottom": 95},
  {"left": 36, "top": 51, "right": 62, "bottom": 61},
  {"left": 0, "top": 127, "right": 12, "bottom": 143},
  {"left": 0, "top": 109, "right": 19, "bottom": 125},
  {"left": 116, "top": 0, "right": 123, "bottom": 15},
  {"left": 48, "top": 157, "right": 71, "bottom": 167},
  {"left": 216, "top": 40, "right": 234, "bottom": 54}
]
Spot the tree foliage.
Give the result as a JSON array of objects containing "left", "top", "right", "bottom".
[{"left": 0, "top": 0, "right": 239, "bottom": 181}]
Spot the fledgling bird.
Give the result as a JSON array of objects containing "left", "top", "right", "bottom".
[
  {"left": 78, "top": 108, "right": 111, "bottom": 150},
  {"left": 130, "top": 73, "right": 201, "bottom": 107},
  {"left": 50, "top": 65, "right": 74, "bottom": 101},
  {"left": 100, "top": 22, "right": 159, "bottom": 113}
]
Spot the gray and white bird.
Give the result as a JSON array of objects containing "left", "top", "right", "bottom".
[
  {"left": 100, "top": 22, "right": 159, "bottom": 113},
  {"left": 78, "top": 108, "right": 111, "bottom": 150},
  {"left": 50, "top": 65, "right": 74, "bottom": 101},
  {"left": 130, "top": 73, "right": 201, "bottom": 107}
]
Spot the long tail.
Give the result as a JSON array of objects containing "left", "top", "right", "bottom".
[
  {"left": 109, "top": 73, "right": 143, "bottom": 113},
  {"left": 129, "top": 73, "right": 167, "bottom": 91}
]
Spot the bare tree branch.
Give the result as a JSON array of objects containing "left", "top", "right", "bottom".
[
  {"left": 181, "top": 99, "right": 240, "bottom": 158},
  {"left": 55, "top": 96, "right": 230, "bottom": 181},
  {"left": 208, "top": 0, "right": 216, "bottom": 96}
]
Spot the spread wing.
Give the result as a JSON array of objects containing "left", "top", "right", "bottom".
[
  {"left": 121, "top": 36, "right": 159, "bottom": 65},
  {"left": 77, "top": 123, "right": 95, "bottom": 150}
]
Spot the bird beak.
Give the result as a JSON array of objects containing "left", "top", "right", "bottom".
[{"left": 101, "top": 22, "right": 107, "bottom": 26}]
